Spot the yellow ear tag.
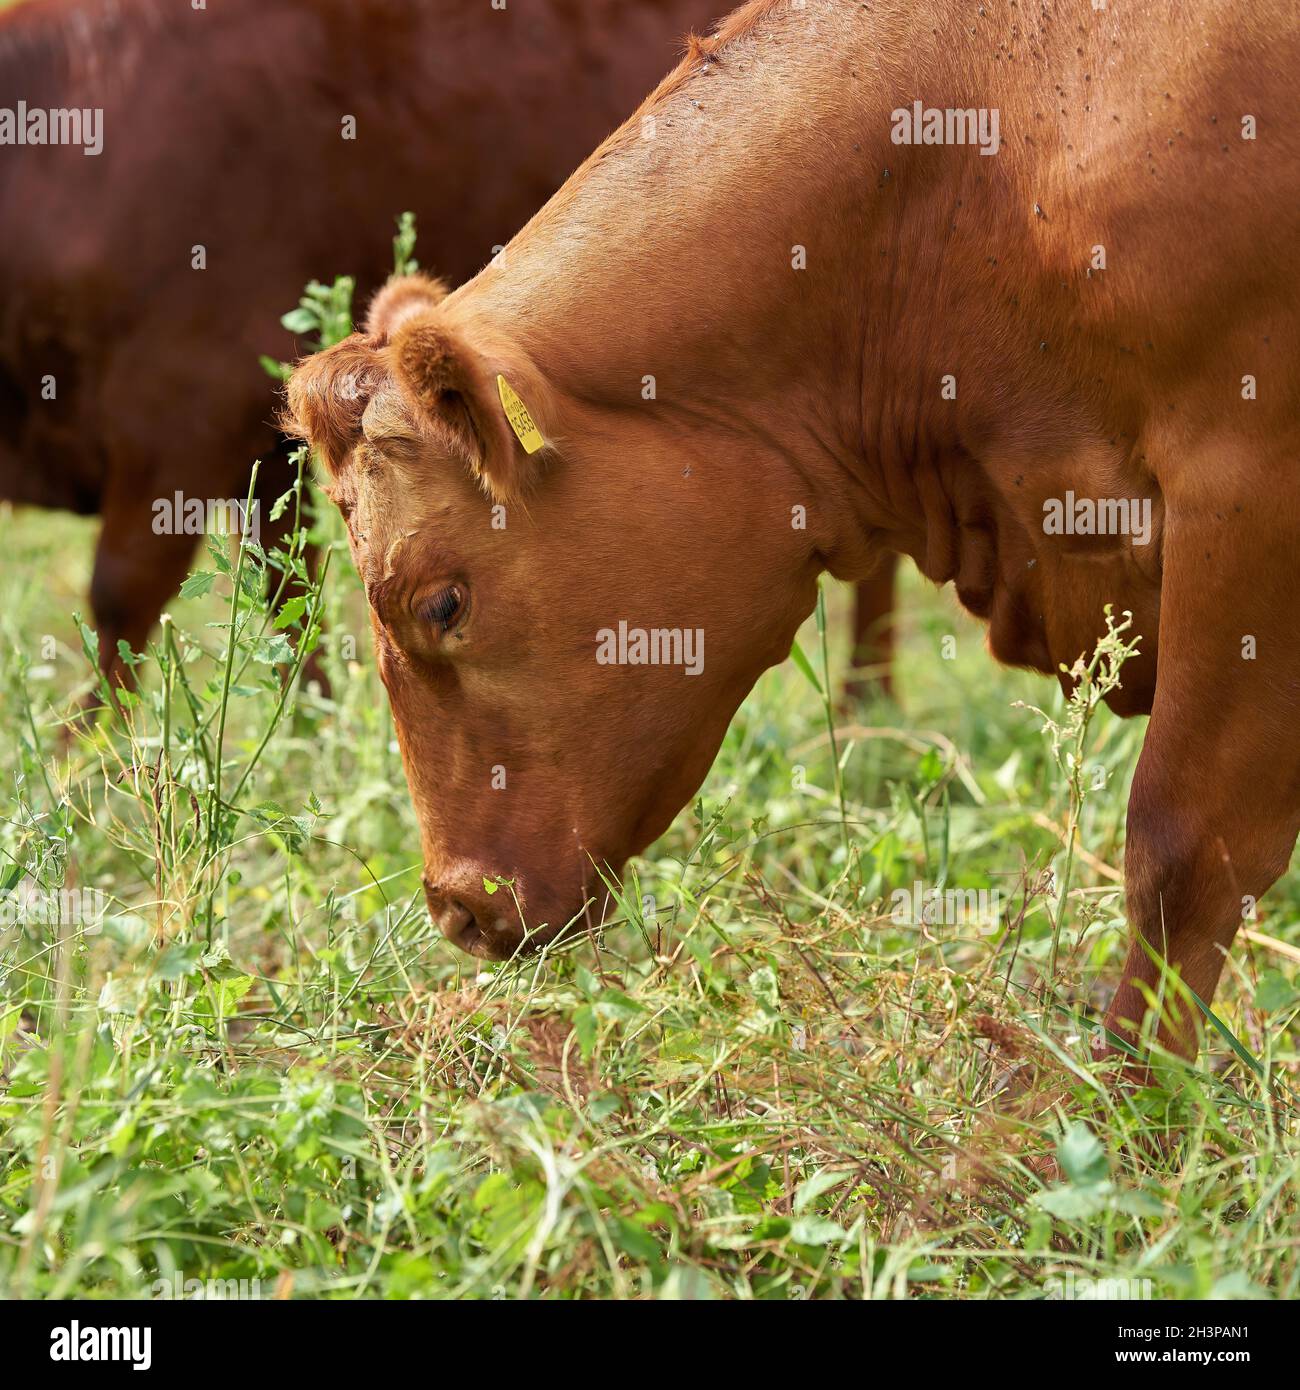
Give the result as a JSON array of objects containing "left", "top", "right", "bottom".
[{"left": 497, "top": 375, "right": 546, "bottom": 455}]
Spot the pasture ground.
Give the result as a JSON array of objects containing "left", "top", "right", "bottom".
[{"left": 1, "top": 477, "right": 1296, "bottom": 1302}]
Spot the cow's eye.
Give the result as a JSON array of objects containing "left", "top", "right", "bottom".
[{"left": 420, "top": 584, "right": 467, "bottom": 633}]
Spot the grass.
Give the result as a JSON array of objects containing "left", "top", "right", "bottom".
[{"left": 1, "top": 275, "right": 1297, "bottom": 1301}]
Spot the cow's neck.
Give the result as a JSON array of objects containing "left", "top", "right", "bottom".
[{"left": 461, "top": 0, "right": 1158, "bottom": 695}]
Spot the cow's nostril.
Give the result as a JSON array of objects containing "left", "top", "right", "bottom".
[
  {"left": 424, "top": 881, "right": 488, "bottom": 955},
  {"left": 442, "top": 900, "right": 483, "bottom": 954}
]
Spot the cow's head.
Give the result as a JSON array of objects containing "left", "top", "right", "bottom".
[{"left": 286, "top": 275, "right": 820, "bottom": 959}]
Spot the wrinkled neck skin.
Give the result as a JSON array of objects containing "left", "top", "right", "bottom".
[{"left": 439, "top": 0, "right": 1276, "bottom": 718}]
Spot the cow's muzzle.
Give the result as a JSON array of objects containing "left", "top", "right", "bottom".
[{"left": 423, "top": 876, "right": 524, "bottom": 960}]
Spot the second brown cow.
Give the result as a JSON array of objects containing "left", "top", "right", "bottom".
[{"left": 6, "top": 0, "right": 800, "bottom": 684}]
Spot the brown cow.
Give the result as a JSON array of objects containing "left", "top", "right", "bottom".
[
  {"left": 289, "top": 0, "right": 1300, "bottom": 1060},
  {"left": 0, "top": 0, "right": 737, "bottom": 686}
]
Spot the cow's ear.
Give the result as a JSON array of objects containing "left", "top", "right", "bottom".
[
  {"left": 390, "top": 315, "right": 544, "bottom": 503},
  {"left": 282, "top": 335, "right": 389, "bottom": 477},
  {"left": 365, "top": 273, "right": 450, "bottom": 339}
]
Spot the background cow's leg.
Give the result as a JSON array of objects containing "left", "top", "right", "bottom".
[
  {"left": 89, "top": 491, "right": 199, "bottom": 690},
  {"left": 1104, "top": 484, "right": 1300, "bottom": 1061},
  {"left": 88, "top": 448, "right": 326, "bottom": 701},
  {"left": 844, "top": 554, "right": 898, "bottom": 702}
]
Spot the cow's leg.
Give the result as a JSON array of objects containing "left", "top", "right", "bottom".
[
  {"left": 1103, "top": 487, "right": 1300, "bottom": 1061},
  {"left": 844, "top": 554, "right": 897, "bottom": 702},
  {"left": 88, "top": 492, "right": 199, "bottom": 691}
]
